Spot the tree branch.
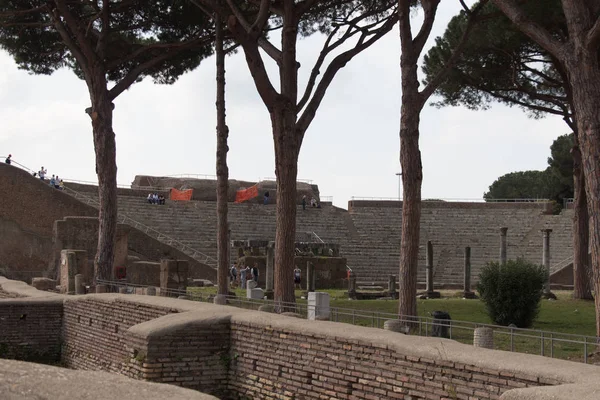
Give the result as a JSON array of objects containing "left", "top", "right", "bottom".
[
  {"left": 296, "top": 13, "right": 397, "bottom": 139},
  {"left": 107, "top": 36, "right": 212, "bottom": 100},
  {"left": 54, "top": 0, "right": 98, "bottom": 63},
  {"left": 412, "top": 0, "right": 440, "bottom": 56},
  {"left": 49, "top": 6, "right": 91, "bottom": 78},
  {"left": 420, "top": 0, "right": 488, "bottom": 100},
  {"left": 587, "top": 14, "right": 600, "bottom": 50},
  {"left": 490, "top": 0, "right": 565, "bottom": 62},
  {"left": 227, "top": 15, "right": 278, "bottom": 109}
]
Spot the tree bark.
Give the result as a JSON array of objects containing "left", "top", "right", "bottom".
[
  {"left": 272, "top": 103, "right": 299, "bottom": 310},
  {"left": 571, "top": 138, "right": 593, "bottom": 300},
  {"left": 215, "top": 16, "right": 230, "bottom": 297},
  {"left": 89, "top": 71, "right": 118, "bottom": 283},
  {"left": 566, "top": 56, "right": 600, "bottom": 334},
  {"left": 398, "top": 59, "right": 424, "bottom": 319}
]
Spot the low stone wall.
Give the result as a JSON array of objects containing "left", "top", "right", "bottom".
[
  {"left": 61, "top": 297, "right": 177, "bottom": 372},
  {"left": 1, "top": 279, "right": 599, "bottom": 400},
  {"left": 0, "top": 297, "right": 63, "bottom": 363}
]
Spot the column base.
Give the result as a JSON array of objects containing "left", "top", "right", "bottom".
[
  {"left": 462, "top": 291, "right": 477, "bottom": 299},
  {"left": 385, "top": 291, "right": 399, "bottom": 300},
  {"left": 264, "top": 289, "right": 274, "bottom": 300},
  {"left": 213, "top": 294, "right": 228, "bottom": 305}
]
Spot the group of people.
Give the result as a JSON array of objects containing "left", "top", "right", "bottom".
[
  {"left": 147, "top": 193, "right": 166, "bottom": 205},
  {"left": 301, "top": 195, "right": 320, "bottom": 210},
  {"left": 230, "top": 262, "right": 260, "bottom": 289},
  {"left": 34, "top": 166, "right": 64, "bottom": 190}
]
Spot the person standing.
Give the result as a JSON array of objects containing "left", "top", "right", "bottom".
[
  {"left": 251, "top": 263, "right": 260, "bottom": 285},
  {"left": 240, "top": 264, "right": 247, "bottom": 289},
  {"left": 5, "top": 154, "right": 11, "bottom": 164},
  {"left": 294, "top": 266, "right": 302, "bottom": 289},
  {"left": 39, "top": 166, "right": 46, "bottom": 180},
  {"left": 230, "top": 263, "right": 238, "bottom": 286},
  {"left": 302, "top": 195, "right": 307, "bottom": 210}
]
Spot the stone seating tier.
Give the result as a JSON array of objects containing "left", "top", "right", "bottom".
[{"left": 81, "top": 194, "right": 573, "bottom": 286}]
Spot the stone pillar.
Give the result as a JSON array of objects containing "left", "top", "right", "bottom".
[
  {"left": 500, "top": 227, "right": 508, "bottom": 265},
  {"left": 388, "top": 275, "right": 397, "bottom": 299},
  {"left": 463, "top": 247, "right": 476, "bottom": 299},
  {"left": 425, "top": 241, "right": 440, "bottom": 298},
  {"left": 60, "top": 249, "right": 89, "bottom": 294},
  {"left": 145, "top": 287, "right": 156, "bottom": 296},
  {"left": 473, "top": 327, "right": 494, "bottom": 349},
  {"left": 160, "top": 259, "right": 189, "bottom": 297},
  {"left": 347, "top": 271, "right": 357, "bottom": 300},
  {"left": 213, "top": 294, "right": 227, "bottom": 305},
  {"left": 74, "top": 274, "right": 85, "bottom": 295},
  {"left": 306, "top": 261, "right": 316, "bottom": 293},
  {"left": 265, "top": 244, "right": 274, "bottom": 300},
  {"left": 307, "top": 292, "right": 330, "bottom": 321},
  {"left": 541, "top": 229, "right": 556, "bottom": 299},
  {"left": 95, "top": 284, "right": 107, "bottom": 293}
]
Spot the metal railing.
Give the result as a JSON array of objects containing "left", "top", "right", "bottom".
[
  {"left": 97, "top": 280, "right": 600, "bottom": 365},
  {"left": 306, "top": 231, "right": 325, "bottom": 243},
  {"left": 320, "top": 196, "right": 334, "bottom": 202},
  {"left": 260, "top": 176, "right": 313, "bottom": 184},
  {"left": 351, "top": 196, "right": 551, "bottom": 203},
  {"left": 61, "top": 186, "right": 218, "bottom": 269}
]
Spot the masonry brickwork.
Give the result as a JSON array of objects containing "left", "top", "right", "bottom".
[
  {"left": 61, "top": 297, "right": 177, "bottom": 372},
  {"left": 0, "top": 298, "right": 63, "bottom": 362}
]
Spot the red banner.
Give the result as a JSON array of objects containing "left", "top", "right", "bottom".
[
  {"left": 170, "top": 188, "right": 193, "bottom": 201},
  {"left": 235, "top": 185, "right": 259, "bottom": 203}
]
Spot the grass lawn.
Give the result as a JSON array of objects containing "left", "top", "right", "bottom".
[{"left": 187, "top": 287, "right": 598, "bottom": 362}]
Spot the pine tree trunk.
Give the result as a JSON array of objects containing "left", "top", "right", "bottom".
[
  {"left": 89, "top": 75, "right": 118, "bottom": 283},
  {"left": 571, "top": 138, "right": 593, "bottom": 300},
  {"left": 567, "top": 57, "right": 600, "bottom": 335},
  {"left": 271, "top": 105, "right": 299, "bottom": 310},
  {"left": 215, "top": 16, "right": 230, "bottom": 297},
  {"left": 398, "top": 58, "right": 424, "bottom": 319}
]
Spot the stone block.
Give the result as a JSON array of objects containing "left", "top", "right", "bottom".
[
  {"left": 307, "top": 291, "right": 330, "bottom": 321},
  {"left": 247, "top": 287, "right": 264, "bottom": 300},
  {"left": 31, "top": 277, "right": 57, "bottom": 291},
  {"left": 59, "top": 249, "right": 88, "bottom": 294},
  {"left": 247, "top": 280, "right": 257, "bottom": 289}
]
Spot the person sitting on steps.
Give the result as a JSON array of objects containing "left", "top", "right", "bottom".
[{"left": 5, "top": 154, "right": 11, "bottom": 164}]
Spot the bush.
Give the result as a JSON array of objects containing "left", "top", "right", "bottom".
[{"left": 477, "top": 259, "right": 547, "bottom": 328}]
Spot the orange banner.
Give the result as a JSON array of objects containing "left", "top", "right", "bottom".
[
  {"left": 235, "top": 184, "right": 259, "bottom": 203},
  {"left": 170, "top": 188, "right": 193, "bottom": 201}
]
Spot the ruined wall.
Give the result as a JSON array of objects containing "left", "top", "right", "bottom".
[
  {"left": 0, "top": 298, "right": 63, "bottom": 363},
  {"left": 0, "top": 164, "right": 96, "bottom": 280},
  {"left": 61, "top": 297, "right": 176, "bottom": 371},
  {"left": 125, "top": 312, "right": 230, "bottom": 396}
]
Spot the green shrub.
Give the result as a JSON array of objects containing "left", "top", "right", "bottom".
[{"left": 477, "top": 259, "right": 547, "bottom": 328}]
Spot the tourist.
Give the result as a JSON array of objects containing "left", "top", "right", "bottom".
[
  {"left": 263, "top": 191, "right": 270, "bottom": 205},
  {"left": 240, "top": 264, "right": 247, "bottom": 289},
  {"left": 159, "top": 195, "right": 166, "bottom": 205},
  {"left": 294, "top": 266, "right": 302, "bottom": 289},
  {"left": 38, "top": 167, "right": 46, "bottom": 181},
  {"left": 49, "top": 175, "right": 56, "bottom": 187},
  {"left": 230, "top": 263, "right": 238, "bottom": 285},
  {"left": 59, "top": 179, "right": 64, "bottom": 190},
  {"left": 147, "top": 193, "right": 153, "bottom": 204},
  {"left": 311, "top": 197, "right": 317, "bottom": 207},
  {"left": 153, "top": 193, "right": 159, "bottom": 204},
  {"left": 5, "top": 154, "right": 11, "bottom": 164},
  {"left": 251, "top": 263, "right": 259, "bottom": 285},
  {"left": 302, "top": 195, "right": 307, "bottom": 210},
  {"left": 245, "top": 265, "right": 252, "bottom": 285},
  {"left": 54, "top": 176, "right": 61, "bottom": 189}
]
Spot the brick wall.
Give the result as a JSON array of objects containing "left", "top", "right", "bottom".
[
  {"left": 0, "top": 298, "right": 63, "bottom": 363},
  {"left": 226, "top": 320, "right": 555, "bottom": 400},
  {"left": 124, "top": 312, "right": 230, "bottom": 397},
  {"left": 61, "top": 297, "right": 178, "bottom": 371}
]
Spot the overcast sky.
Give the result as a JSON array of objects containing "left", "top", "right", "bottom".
[{"left": 0, "top": 2, "right": 566, "bottom": 209}]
